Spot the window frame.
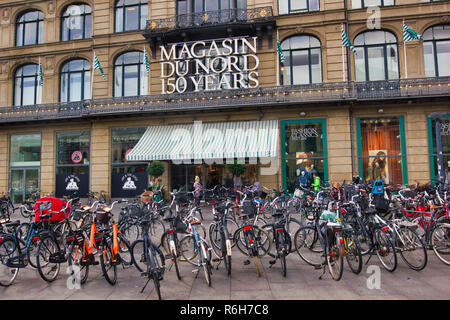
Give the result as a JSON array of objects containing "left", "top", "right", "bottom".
[
  {"left": 13, "top": 64, "right": 39, "bottom": 107},
  {"left": 280, "top": 35, "right": 323, "bottom": 85},
  {"left": 427, "top": 113, "right": 450, "bottom": 185},
  {"left": 354, "top": 30, "right": 400, "bottom": 82},
  {"left": 60, "top": 3, "right": 92, "bottom": 41},
  {"left": 278, "top": 0, "right": 320, "bottom": 15},
  {"left": 15, "top": 10, "right": 44, "bottom": 47},
  {"left": 113, "top": 51, "right": 145, "bottom": 97},
  {"left": 114, "top": 0, "right": 148, "bottom": 33},
  {"left": 423, "top": 25, "right": 450, "bottom": 78},
  {"left": 59, "top": 59, "right": 91, "bottom": 102}
]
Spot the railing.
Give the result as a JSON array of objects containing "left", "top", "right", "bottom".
[
  {"left": 1, "top": 77, "right": 449, "bottom": 124},
  {"left": 145, "top": 7, "right": 274, "bottom": 33}
]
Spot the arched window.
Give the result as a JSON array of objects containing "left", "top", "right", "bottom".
[
  {"left": 281, "top": 35, "right": 322, "bottom": 85},
  {"left": 61, "top": 3, "right": 91, "bottom": 41},
  {"left": 279, "top": 0, "right": 319, "bottom": 15},
  {"left": 354, "top": 30, "right": 399, "bottom": 81},
  {"left": 115, "top": 0, "right": 148, "bottom": 33},
  {"left": 423, "top": 25, "right": 450, "bottom": 77},
  {"left": 14, "top": 64, "right": 39, "bottom": 106},
  {"left": 114, "top": 51, "right": 147, "bottom": 97},
  {"left": 16, "top": 10, "right": 44, "bottom": 46},
  {"left": 60, "top": 59, "right": 91, "bottom": 102}
]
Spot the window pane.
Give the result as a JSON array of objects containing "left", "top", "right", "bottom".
[
  {"left": 309, "top": 0, "right": 320, "bottom": 11},
  {"left": 285, "top": 158, "right": 325, "bottom": 192},
  {"left": 291, "top": 0, "right": 308, "bottom": 11},
  {"left": 61, "top": 73, "right": 68, "bottom": 102},
  {"left": 38, "top": 21, "right": 43, "bottom": 43},
  {"left": 124, "top": 65, "right": 139, "bottom": 96},
  {"left": 360, "top": 117, "right": 403, "bottom": 185},
  {"left": 436, "top": 40, "right": 450, "bottom": 76},
  {"left": 178, "top": 0, "right": 187, "bottom": 15},
  {"left": 22, "top": 76, "right": 36, "bottom": 105},
  {"left": 140, "top": 5, "right": 148, "bottom": 30},
  {"left": 284, "top": 122, "right": 324, "bottom": 159},
  {"left": 352, "top": 0, "right": 362, "bottom": 8},
  {"left": 10, "top": 134, "right": 41, "bottom": 167},
  {"left": 424, "top": 42, "right": 436, "bottom": 77},
  {"left": 56, "top": 131, "right": 90, "bottom": 165},
  {"left": 355, "top": 47, "right": 366, "bottom": 81},
  {"left": 431, "top": 117, "right": 450, "bottom": 154},
  {"left": 111, "top": 127, "right": 146, "bottom": 163},
  {"left": 84, "top": 71, "right": 91, "bottom": 99},
  {"left": 364, "top": 0, "right": 381, "bottom": 6},
  {"left": 282, "top": 53, "right": 291, "bottom": 85},
  {"left": 16, "top": 24, "right": 24, "bottom": 46},
  {"left": 14, "top": 78, "right": 22, "bottom": 106},
  {"left": 115, "top": 8, "right": 123, "bottom": 32},
  {"left": 367, "top": 46, "right": 385, "bottom": 81},
  {"left": 205, "top": 0, "right": 219, "bottom": 11},
  {"left": 292, "top": 50, "right": 310, "bottom": 84},
  {"left": 24, "top": 22, "right": 37, "bottom": 45},
  {"left": 386, "top": 44, "right": 399, "bottom": 79},
  {"left": 125, "top": 6, "right": 139, "bottom": 31},
  {"left": 310, "top": 48, "right": 322, "bottom": 83},
  {"left": 115, "top": 66, "right": 123, "bottom": 97},
  {"left": 85, "top": 14, "right": 92, "bottom": 38},
  {"left": 69, "top": 72, "right": 82, "bottom": 101},
  {"left": 279, "top": 0, "right": 289, "bottom": 14}
]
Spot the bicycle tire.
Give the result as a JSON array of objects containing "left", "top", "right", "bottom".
[
  {"left": 344, "top": 233, "right": 363, "bottom": 275},
  {"left": 20, "top": 206, "right": 31, "bottom": 219},
  {"left": 278, "top": 231, "right": 287, "bottom": 277},
  {"left": 396, "top": 225, "right": 427, "bottom": 271},
  {"left": 0, "top": 238, "right": 19, "bottom": 287},
  {"left": 179, "top": 234, "right": 199, "bottom": 266},
  {"left": 171, "top": 245, "right": 182, "bottom": 280},
  {"left": 145, "top": 246, "right": 163, "bottom": 300},
  {"left": 148, "top": 219, "right": 166, "bottom": 249},
  {"left": 201, "top": 241, "right": 212, "bottom": 287},
  {"left": 294, "top": 225, "right": 323, "bottom": 267},
  {"left": 36, "top": 235, "right": 61, "bottom": 282},
  {"left": 431, "top": 222, "right": 450, "bottom": 266},
  {"left": 233, "top": 226, "right": 272, "bottom": 257},
  {"left": 99, "top": 245, "right": 117, "bottom": 285},
  {"left": 327, "top": 236, "right": 344, "bottom": 281},
  {"left": 67, "top": 243, "right": 89, "bottom": 285},
  {"left": 221, "top": 232, "right": 232, "bottom": 277},
  {"left": 374, "top": 228, "right": 397, "bottom": 272},
  {"left": 117, "top": 234, "right": 132, "bottom": 268}
]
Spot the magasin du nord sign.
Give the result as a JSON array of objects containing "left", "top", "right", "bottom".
[{"left": 160, "top": 37, "right": 259, "bottom": 94}]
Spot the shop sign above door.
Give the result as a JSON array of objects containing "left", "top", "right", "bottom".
[{"left": 159, "top": 37, "right": 259, "bottom": 94}]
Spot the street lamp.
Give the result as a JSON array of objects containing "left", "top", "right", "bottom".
[{"left": 429, "top": 112, "right": 447, "bottom": 192}]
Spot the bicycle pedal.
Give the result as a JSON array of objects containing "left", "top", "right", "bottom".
[
  {"left": 314, "top": 265, "right": 322, "bottom": 270},
  {"left": 269, "top": 260, "right": 276, "bottom": 265},
  {"left": 212, "top": 258, "right": 221, "bottom": 262},
  {"left": 243, "top": 260, "right": 250, "bottom": 265},
  {"left": 192, "top": 269, "right": 199, "bottom": 274}
]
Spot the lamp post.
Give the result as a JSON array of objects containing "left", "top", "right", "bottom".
[{"left": 429, "top": 112, "right": 447, "bottom": 193}]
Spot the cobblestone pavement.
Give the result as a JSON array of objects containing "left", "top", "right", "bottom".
[{"left": 1, "top": 206, "right": 449, "bottom": 300}]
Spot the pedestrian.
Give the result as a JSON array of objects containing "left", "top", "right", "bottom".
[
  {"left": 193, "top": 176, "right": 203, "bottom": 208},
  {"left": 312, "top": 172, "right": 321, "bottom": 192}
]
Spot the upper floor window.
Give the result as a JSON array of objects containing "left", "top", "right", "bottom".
[
  {"left": 115, "top": 0, "right": 148, "bottom": 33},
  {"left": 281, "top": 35, "right": 322, "bottom": 85},
  {"left": 114, "top": 51, "right": 147, "bottom": 97},
  {"left": 279, "top": 0, "right": 319, "bottom": 15},
  {"left": 16, "top": 10, "right": 44, "bottom": 46},
  {"left": 354, "top": 30, "right": 399, "bottom": 81},
  {"left": 60, "top": 59, "right": 91, "bottom": 102},
  {"left": 61, "top": 3, "right": 92, "bottom": 41},
  {"left": 14, "top": 64, "right": 39, "bottom": 106},
  {"left": 423, "top": 25, "right": 450, "bottom": 77},
  {"left": 177, "top": 0, "right": 247, "bottom": 24},
  {"left": 351, "top": 0, "right": 394, "bottom": 9}
]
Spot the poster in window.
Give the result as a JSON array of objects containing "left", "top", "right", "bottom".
[{"left": 368, "top": 150, "right": 389, "bottom": 184}]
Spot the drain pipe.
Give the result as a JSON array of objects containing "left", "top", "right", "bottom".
[{"left": 349, "top": 103, "right": 356, "bottom": 179}]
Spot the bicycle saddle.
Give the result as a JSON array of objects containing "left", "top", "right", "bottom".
[{"left": 189, "top": 218, "right": 202, "bottom": 225}]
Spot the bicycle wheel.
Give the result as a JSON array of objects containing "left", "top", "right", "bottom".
[
  {"left": 148, "top": 219, "right": 166, "bottom": 248},
  {"left": 374, "top": 228, "right": 397, "bottom": 272},
  {"left": 233, "top": 226, "right": 272, "bottom": 257},
  {"left": 171, "top": 241, "right": 182, "bottom": 280},
  {"left": 344, "top": 233, "right": 363, "bottom": 275},
  {"left": 278, "top": 232, "right": 287, "bottom": 277},
  {"left": 120, "top": 223, "right": 140, "bottom": 246},
  {"left": 396, "top": 226, "right": 427, "bottom": 271},
  {"left": 200, "top": 241, "right": 212, "bottom": 286},
  {"left": 117, "top": 234, "right": 132, "bottom": 268},
  {"left": 179, "top": 234, "right": 199, "bottom": 266},
  {"left": 327, "top": 237, "right": 344, "bottom": 281},
  {"left": 20, "top": 206, "right": 31, "bottom": 219},
  {"left": 36, "top": 236, "right": 61, "bottom": 282},
  {"left": 208, "top": 222, "right": 222, "bottom": 258},
  {"left": 294, "top": 226, "right": 323, "bottom": 267},
  {"left": 131, "top": 240, "right": 146, "bottom": 272},
  {"left": 431, "top": 222, "right": 450, "bottom": 266},
  {"left": 285, "top": 217, "right": 301, "bottom": 253},
  {"left": 99, "top": 245, "right": 117, "bottom": 285},
  {"left": 0, "top": 238, "right": 19, "bottom": 287},
  {"left": 67, "top": 243, "right": 89, "bottom": 285}
]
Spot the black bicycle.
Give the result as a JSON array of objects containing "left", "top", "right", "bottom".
[{"left": 131, "top": 214, "right": 166, "bottom": 300}]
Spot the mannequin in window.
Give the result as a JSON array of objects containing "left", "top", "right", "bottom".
[{"left": 368, "top": 151, "right": 387, "bottom": 184}]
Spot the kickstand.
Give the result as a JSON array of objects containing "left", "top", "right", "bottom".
[
  {"left": 318, "top": 265, "right": 327, "bottom": 280},
  {"left": 192, "top": 267, "right": 200, "bottom": 279},
  {"left": 140, "top": 277, "right": 151, "bottom": 293},
  {"left": 214, "top": 258, "right": 222, "bottom": 270},
  {"left": 365, "top": 248, "right": 375, "bottom": 265}
]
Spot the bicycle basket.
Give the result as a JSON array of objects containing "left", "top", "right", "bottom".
[
  {"left": 242, "top": 199, "right": 257, "bottom": 216},
  {"left": 174, "top": 215, "right": 188, "bottom": 232},
  {"left": 95, "top": 210, "right": 110, "bottom": 224},
  {"left": 374, "top": 195, "right": 389, "bottom": 213},
  {"left": 140, "top": 191, "right": 153, "bottom": 204}
]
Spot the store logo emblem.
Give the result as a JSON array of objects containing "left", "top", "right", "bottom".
[
  {"left": 291, "top": 128, "right": 318, "bottom": 141},
  {"left": 122, "top": 174, "right": 138, "bottom": 190},
  {"left": 65, "top": 175, "right": 80, "bottom": 191}
]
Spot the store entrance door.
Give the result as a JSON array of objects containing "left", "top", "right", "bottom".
[{"left": 10, "top": 167, "right": 40, "bottom": 204}]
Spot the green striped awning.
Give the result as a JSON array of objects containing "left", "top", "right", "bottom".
[{"left": 126, "top": 120, "right": 278, "bottom": 161}]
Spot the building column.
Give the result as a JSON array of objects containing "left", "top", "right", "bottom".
[
  {"left": 0, "top": 130, "right": 8, "bottom": 195},
  {"left": 90, "top": 121, "right": 111, "bottom": 197},
  {"left": 40, "top": 128, "right": 55, "bottom": 196}
]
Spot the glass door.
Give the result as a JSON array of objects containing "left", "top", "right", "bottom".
[{"left": 10, "top": 168, "right": 40, "bottom": 203}]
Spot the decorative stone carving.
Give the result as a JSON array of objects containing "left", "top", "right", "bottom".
[{"left": 3, "top": 8, "right": 10, "bottom": 22}]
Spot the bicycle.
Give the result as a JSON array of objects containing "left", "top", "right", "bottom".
[
  {"left": 131, "top": 214, "right": 166, "bottom": 300},
  {"left": 178, "top": 207, "right": 213, "bottom": 286},
  {"left": 208, "top": 198, "right": 239, "bottom": 276}
]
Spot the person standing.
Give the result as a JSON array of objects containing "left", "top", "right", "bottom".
[{"left": 193, "top": 176, "right": 203, "bottom": 208}]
